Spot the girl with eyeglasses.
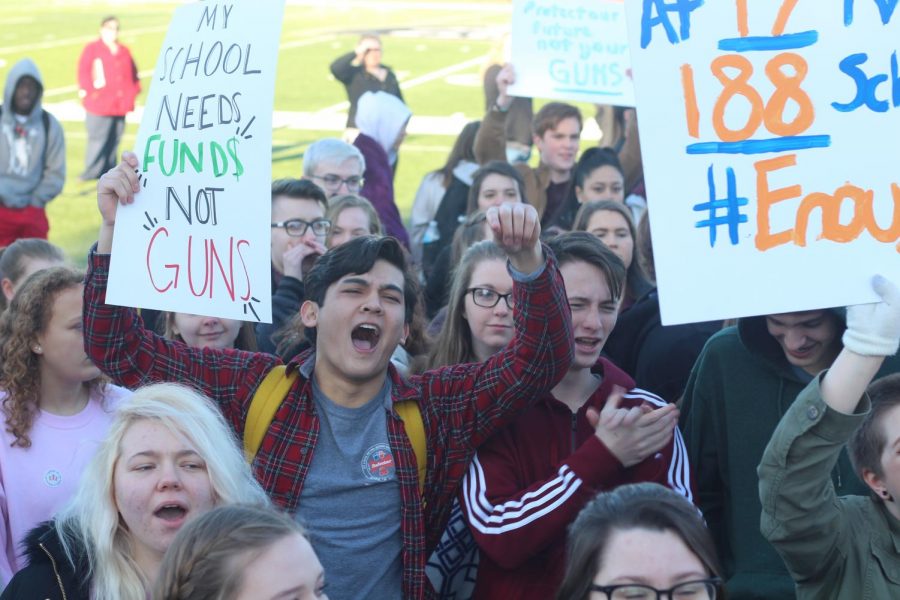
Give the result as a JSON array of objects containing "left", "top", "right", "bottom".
[
  {"left": 557, "top": 483, "right": 724, "bottom": 600},
  {"left": 426, "top": 240, "right": 512, "bottom": 369},
  {"left": 424, "top": 239, "right": 511, "bottom": 598}
]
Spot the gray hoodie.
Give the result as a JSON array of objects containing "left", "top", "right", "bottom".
[{"left": 0, "top": 58, "right": 65, "bottom": 208}]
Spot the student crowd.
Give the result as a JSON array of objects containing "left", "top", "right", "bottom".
[{"left": 0, "top": 18, "right": 899, "bottom": 600}]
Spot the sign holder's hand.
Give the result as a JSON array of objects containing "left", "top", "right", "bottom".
[
  {"left": 843, "top": 275, "right": 900, "bottom": 357},
  {"left": 495, "top": 63, "right": 516, "bottom": 111},
  {"left": 586, "top": 386, "right": 679, "bottom": 468},
  {"left": 97, "top": 151, "right": 140, "bottom": 253},
  {"left": 486, "top": 203, "right": 543, "bottom": 274}
]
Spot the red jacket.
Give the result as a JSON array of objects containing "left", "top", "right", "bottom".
[
  {"left": 460, "top": 358, "right": 694, "bottom": 600},
  {"left": 83, "top": 248, "right": 573, "bottom": 600},
  {"left": 77, "top": 39, "right": 140, "bottom": 116}
]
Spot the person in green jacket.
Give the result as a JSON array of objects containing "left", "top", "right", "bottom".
[
  {"left": 679, "top": 307, "right": 896, "bottom": 599},
  {"left": 759, "top": 275, "right": 900, "bottom": 599}
]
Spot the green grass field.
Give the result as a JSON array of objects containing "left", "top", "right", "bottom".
[{"left": 0, "top": 0, "right": 597, "bottom": 264}]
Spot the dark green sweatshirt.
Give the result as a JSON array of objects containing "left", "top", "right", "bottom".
[{"left": 679, "top": 315, "right": 892, "bottom": 600}]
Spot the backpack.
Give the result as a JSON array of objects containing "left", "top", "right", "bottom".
[
  {"left": 243, "top": 365, "right": 428, "bottom": 495},
  {"left": 0, "top": 106, "right": 51, "bottom": 163}
]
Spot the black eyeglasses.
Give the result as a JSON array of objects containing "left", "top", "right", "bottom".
[
  {"left": 466, "top": 287, "right": 514, "bottom": 309},
  {"left": 310, "top": 174, "right": 364, "bottom": 191},
  {"left": 271, "top": 218, "right": 331, "bottom": 237},
  {"left": 590, "top": 578, "right": 722, "bottom": 600}
]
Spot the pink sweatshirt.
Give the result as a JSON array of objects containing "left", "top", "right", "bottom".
[{"left": 0, "top": 385, "right": 129, "bottom": 585}]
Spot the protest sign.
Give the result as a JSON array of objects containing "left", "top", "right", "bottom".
[
  {"left": 508, "top": 0, "right": 635, "bottom": 106},
  {"left": 106, "top": 0, "right": 285, "bottom": 323},
  {"left": 624, "top": 1, "right": 900, "bottom": 325}
]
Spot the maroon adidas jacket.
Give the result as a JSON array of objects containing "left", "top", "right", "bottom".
[{"left": 459, "top": 358, "right": 694, "bottom": 600}]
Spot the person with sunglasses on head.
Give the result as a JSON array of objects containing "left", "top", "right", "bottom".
[{"left": 255, "top": 178, "right": 330, "bottom": 353}]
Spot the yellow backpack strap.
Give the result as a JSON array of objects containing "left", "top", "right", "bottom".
[
  {"left": 396, "top": 400, "right": 427, "bottom": 496},
  {"left": 244, "top": 365, "right": 297, "bottom": 462}
]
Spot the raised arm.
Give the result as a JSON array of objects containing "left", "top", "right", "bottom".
[
  {"left": 424, "top": 203, "right": 572, "bottom": 446},
  {"left": 85, "top": 154, "right": 278, "bottom": 429},
  {"left": 759, "top": 276, "right": 900, "bottom": 581},
  {"left": 473, "top": 64, "right": 515, "bottom": 165},
  {"left": 618, "top": 109, "right": 643, "bottom": 195},
  {"left": 329, "top": 51, "right": 360, "bottom": 85}
]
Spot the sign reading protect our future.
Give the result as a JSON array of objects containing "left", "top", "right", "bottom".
[
  {"left": 106, "top": 0, "right": 285, "bottom": 323},
  {"left": 508, "top": 0, "right": 636, "bottom": 106},
  {"left": 624, "top": 1, "right": 900, "bottom": 325}
]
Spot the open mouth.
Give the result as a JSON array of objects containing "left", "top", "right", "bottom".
[
  {"left": 351, "top": 323, "right": 381, "bottom": 352},
  {"left": 575, "top": 337, "right": 602, "bottom": 352},
  {"left": 154, "top": 503, "right": 187, "bottom": 522}
]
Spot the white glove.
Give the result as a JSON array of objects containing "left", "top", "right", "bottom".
[{"left": 843, "top": 275, "right": 900, "bottom": 356}]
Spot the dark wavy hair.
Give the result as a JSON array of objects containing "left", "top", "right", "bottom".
[{"left": 302, "top": 235, "right": 418, "bottom": 345}]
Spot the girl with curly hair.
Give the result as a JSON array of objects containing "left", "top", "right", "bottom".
[{"left": 0, "top": 266, "right": 129, "bottom": 586}]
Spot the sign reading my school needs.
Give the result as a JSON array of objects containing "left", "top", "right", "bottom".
[
  {"left": 508, "top": 0, "right": 635, "bottom": 106},
  {"left": 106, "top": 0, "right": 285, "bottom": 323},
  {"left": 624, "top": 0, "right": 900, "bottom": 325}
]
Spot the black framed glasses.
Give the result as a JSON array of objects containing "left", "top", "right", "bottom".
[
  {"left": 590, "top": 578, "right": 722, "bottom": 600},
  {"left": 310, "top": 174, "right": 364, "bottom": 192},
  {"left": 466, "top": 287, "right": 514, "bottom": 309},
  {"left": 271, "top": 218, "right": 331, "bottom": 237}
]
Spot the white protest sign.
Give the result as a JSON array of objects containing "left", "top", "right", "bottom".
[
  {"left": 623, "top": 1, "right": 900, "bottom": 325},
  {"left": 508, "top": 0, "right": 635, "bottom": 106},
  {"left": 106, "top": 0, "right": 285, "bottom": 323}
]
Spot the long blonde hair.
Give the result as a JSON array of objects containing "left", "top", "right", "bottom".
[{"left": 54, "top": 383, "right": 269, "bottom": 599}]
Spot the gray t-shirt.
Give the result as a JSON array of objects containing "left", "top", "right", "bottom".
[{"left": 295, "top": 360, "right": 403, "bottom": 599}]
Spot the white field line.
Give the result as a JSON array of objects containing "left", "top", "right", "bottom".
[
  {"left": 42, "top": 32, "right": 339, "bottom": 98},
  {"left": 43, "top": 69, "right": 156, "bottom": 99},
  {"left": 0, "top": 25, "right": 171, "bottom": 55}
]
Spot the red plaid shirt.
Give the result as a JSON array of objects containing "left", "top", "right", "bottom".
[{"left": 83, "top": 249, "right": 573, "bottom": 599}]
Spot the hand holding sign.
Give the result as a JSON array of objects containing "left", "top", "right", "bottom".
[
  {"left": 495, "top": 63, "right": 517, "bottom": 111},
  {"left": 507, "top": 0, "right": 634, "bottom": 105},
  {"left": 97, "top": 152, "right": 141, "bottom": 253},
  {"left": 104, "top": 0, "right": 286, "bottom": 323},
  {"left": 486, "top": 203, "right": 543, "bottom": 273}
]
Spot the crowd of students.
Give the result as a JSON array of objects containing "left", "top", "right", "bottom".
[{"left": 0, "top": 27, "right": 899, "bottom": 600}]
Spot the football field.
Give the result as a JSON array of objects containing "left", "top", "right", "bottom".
[{"left": 0, "top": 0, "right": 518, "bottom": 263}]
